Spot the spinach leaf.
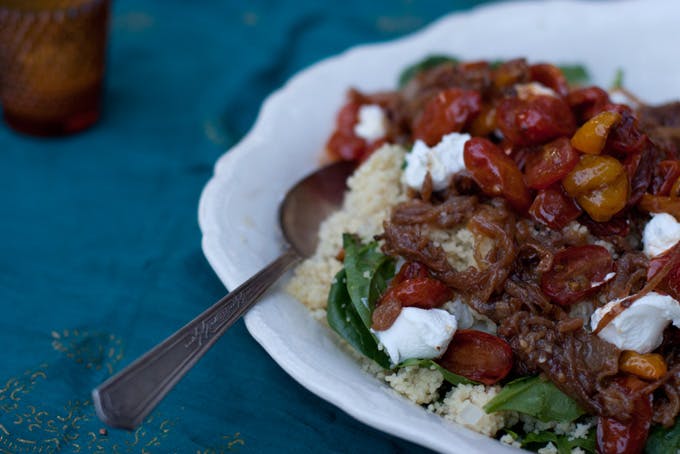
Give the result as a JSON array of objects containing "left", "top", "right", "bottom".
[
  {"left": 484, "top": 376, "right": 585, "bottom": 422},
  {"left": 559, "top": 64, "right": 590, "bottom": 85},
  {"left": 342, "top": 233, "right": 395, "bottom": 330},
  {"left": 645, "top": 420, "right": 680, "bottom": 454},
  {"left": 399, "top": 358, "right": 477, "bottom": 386},
  {"left": 398, "top": 55, "right": 459, "bottom": 88},
  {"left": 327, "top": 269, "right": 391, "bottom": 368},
  {"left": 522, "top": 429, "right": 595, "bottom": 454}
]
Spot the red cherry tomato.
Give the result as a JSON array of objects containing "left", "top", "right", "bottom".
[
  {"left": 541, "top": 245, "right": 614, "bottom": 305},
  {"left": 646, "top": 246, "right": 680, "bottom": 300},
  {"left": 463, "top": 137, "right": 531, "bottom": 211},
  {"left": 413, "top": 88, "right": 482, "bottom": 146},
  {"left": 393, "top": 261, "right": 429, "bottom": 285},
  {"left": 326, "top": 101, "right": 366, "bottom": 161},
  {"left": 529, "top": 187, "right": 582, "bottom": 230},
  {"left": 496, "top": 95, "right": 575, "bottom": 146},
  {"left": 437, "top": 329, "right": 513, "bottom": 385},
  {"left": 391, "top": 277, "right": 452, "bottom": 309},
  {"left": 524, "top": 137, "right": 580, "bottom": 189},
  {"left": 529, "top": 63, "right": 569, "bottom": 97},
  {"left": 596, "top": 376, "right": 652, "bottom": 454},
  {"left": 603, "top": 105, "right": 647, "bottom": 154},
  {"left": 651, "top": 160, "right": 680, "bottom": 196},
  {"left": 567, "top": 86, "right": 610, "bottom": 122}
]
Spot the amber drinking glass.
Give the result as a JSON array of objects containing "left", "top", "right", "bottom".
[{"left": 0, "top": 0, "right": 110, "bottom": 136}]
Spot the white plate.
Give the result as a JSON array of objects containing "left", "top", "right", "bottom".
[{"left": 198, "top": 1, "right": 680, "bottom": 452}]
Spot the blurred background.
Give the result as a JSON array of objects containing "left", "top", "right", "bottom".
[{"left": 0, "top": 1, "right": 502, "bottom": 452}]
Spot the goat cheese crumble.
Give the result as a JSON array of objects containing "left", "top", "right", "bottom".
[
  {"left": 590, "top": 291, "right": 680, "bottom": 353},
  {"left": 402, "top": 132, "right": 470, "bottom": 191}
]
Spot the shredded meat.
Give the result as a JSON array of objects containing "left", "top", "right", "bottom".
[{"left": 498, "top": 311, "right": 627, "bottom": 419}]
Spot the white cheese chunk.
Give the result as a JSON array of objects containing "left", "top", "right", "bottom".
[
  {"left": 402, "top": 132, "right": 470, "bottom": 191},
  {"left": 643, "top": 212, "right": 680, "bottom": 258},
  {"left": 353, "top": 104, "right": 387, "bottom": 142},
  {"left": 515, "top": 82, "right": 558, "bottom": 100},
  {"left": 374, "top": 307, "right": 457, "bottom": 365},
  {"left": 590, "top": 292, "right": 680, "bottom": 353}
]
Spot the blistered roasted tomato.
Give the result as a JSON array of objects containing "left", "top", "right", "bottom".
[
  {"left": 651, "top": 160, "right": 680, "bottom": 196},
  {"left": 492, "top": 58, "right": 529, "bottom": 90},
  {"left": 570, "top": 111, "right": 622, "bottom": 154},
  {"left": 413, "top": 88, "right": 482, "bottom": 146},
  {"left": 529, "top": 187, "right": 582, "bottom": 230},
  {"left": 464, "top": 137, "right": 531, "bottom": 211},
  {"left": 529, "top": 63, "right": 569, "bottom": 97},
  {"left": 638, "top": 194, "right": 680, "bottom": 221},
  {"left": 562, "top": 155, "right": 629, "bottom": 222},
  {"left": 524, "top": 137, "right": 580, "bottom": 189},
  {"left": 567, "top": 86, "right": 610, "bottom": 122},
  {"left": 390, "top": 277, "right": 452, "bottom": 309},
  {"left": 606, "top": 105, "right": 647, "bottom": 154},
  {"left": 596, "top": 376, "right": 652, "bottom": 454},
  {"left": 496, "top": 95, "right": 575, "bottom": 146},
  {"left": 619, "top": 351, "right": 667, "bottom": 381},
  {"left": 437, "top": 329, "right": 513, "bottom": 385},
  {"left": 540, "top": 245, "right": 614, "bottom": 305},
  {"left": 326, "top": 101, "right": 367, "bottom": 161},
  {"left": 393, "top": 261, "right": 429, "bottom": 285},
  {"left": 372, "top": 274, "right": 451, "bottom": 331},
  {"left": 469, "top": 104, "right": 497, "bottom": 137}
]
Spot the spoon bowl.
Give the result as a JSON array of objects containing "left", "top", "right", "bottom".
[{"left": 92, "top": 160, "right": 356, "bottom": 430}]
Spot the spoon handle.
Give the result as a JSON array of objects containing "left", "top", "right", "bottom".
[{"left": 92, "top": 247, "right": 301, "bottom": 430}]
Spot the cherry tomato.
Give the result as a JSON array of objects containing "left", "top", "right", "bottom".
[
  {"left": 541, "top": 245, "right": 614, "bottom": 305},
  {"left": 529, "top": 63, "right": 569, "bottom": 97},
  {"left": 524, "top": 137, "right": 580, "bottom": 189},
  {"left": 570, "top": 111, "right": 622, "bottom": 155},
  {"left": 393, "top": 261, "right": 429, "bottom": 285},
  {"left": 464, "top": 137, "right": 531, "bottom": 211},
  {"left": 596, "top": 376, "right": 652, "bottom": 454},
  {"left": 326, "top": 101, "right": 367, "bottom": 161},
  {"left": 413, "top": 88, "right": 482, "bottom": 146},
  {"left": 624, "top": 147, "right": 653, "bottom": 208},
  {"left": 469, "top": 104, "right": 497, "bottom": 137},
  {"left": 437, "top": 329, "right": 513, "bottom": 385},
  {"left": 647, "top": 246, "right": 680, "bottom": 300},
  {"left": 390, "top": 277, "right": 452, "bottom": 309},
  {"left": 492, "top": 58, "right": 529, "bottom": 89},
  {"left": 496, "top": 95, "right": 575, "bottom": 146},
  {"left": 567, "top": 86, "right": 610, "bottom": 122},
  {"left": 562, "top": 155, "right": 629, "bottom": 222},
  {"left": 327, "top": 130, "right": 366, "bottom": 161},
  {"left": 577, "top": 172, "right": 629, "bottom": 222},
  {"left": 606, "top": 105, "right": 647, "bottom": 154},
  {"left": 529, "top": 187, "right": 582, "bottom": 230},
  {"left": 638, "top": 194, "right": 680, "bottom": 221},
  {"left": 651, "top": 160, "right": 680, "bottom": 196}
]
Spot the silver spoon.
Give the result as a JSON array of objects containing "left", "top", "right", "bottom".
[{"left": 92, "top": 160, "right": 356, "bottom": 430}]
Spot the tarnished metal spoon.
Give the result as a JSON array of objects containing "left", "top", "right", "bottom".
[{"left": 92, "top": 160, "right": 355, "bottom": 430}]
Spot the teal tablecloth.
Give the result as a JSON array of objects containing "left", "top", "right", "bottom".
[{"left": 1, "top": 1, "right": 498, "bottom": 452}]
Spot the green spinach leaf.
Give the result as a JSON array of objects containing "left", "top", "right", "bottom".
[
  {"left": 484, "top": 376, "right": 585, "bottom": 422},
  {"left": 327, "top": 269, "right": 391, "bottom": 368},
  {"left": 342, "top": 233, "right": 395, "bottom": 330},
  {"left": 399, "top": 358, "right": 477, "bottom": 385},
  {"left": 398, "top": 55, "right": 460, "bottom": 88},
  {"left": 559, "top": 64, "right": 590, "bottom": 85},
  {"left": 522, "top": 429, "right": 595, "bottom": 454},
  {"left": 645, "top": 420, "right": 680, "bottom": 454}
]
